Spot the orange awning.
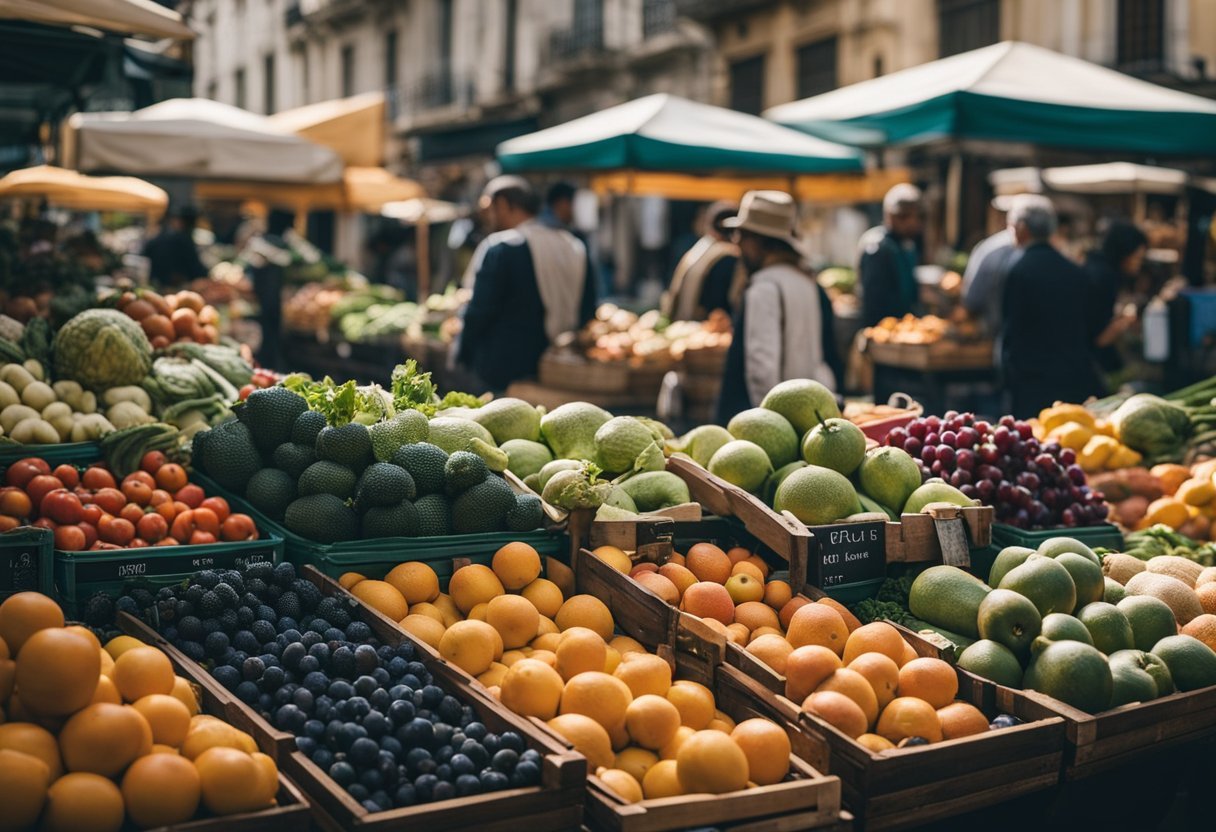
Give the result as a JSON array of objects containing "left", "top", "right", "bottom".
[
  {"left": 195, "top": 167, "right": 425, "bottom": 214},
  {"left": 267, "top": 92, "right": 385, "bottom": 168},
  {"left": 0, "top": 164, "right": 168, "bottom": 215},
  {"left": 589, "top": 168, "right": 910, "bottom": 204}
]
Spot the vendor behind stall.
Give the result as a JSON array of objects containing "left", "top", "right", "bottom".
[
  {"left": 144, "top": 204, "right": 205, "bottom": 287},
  {"left": 858, "top": 184, "right": 923, "bottom": 327},
  {"left": 661, "top": 201, "right": 739, "bottom": 321}
]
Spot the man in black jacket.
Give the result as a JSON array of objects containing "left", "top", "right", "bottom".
[
  {"left": 457, "top": 176, "right": 596, "bottom": 392},
  {"left": 858, "top": 184, "right": 923, "bottom": 326}
]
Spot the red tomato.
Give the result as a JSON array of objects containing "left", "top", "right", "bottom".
[
  {"left": 124, "top": 470, "right": 155, "bottom": 488},
  {"left": 128, "top": 538, "right": 150, "bottom": 548},
  {"left": 192, "top": 507, "right": 220, "bottom": 536},
  {"left": 136, "top": 513, "right": 168, "bottom": 543},
  {"left": 81, "top": 467, "right": 117, "bottom": 491},
  {"left": 15, "top": 458, "right": 50, "bottom": 476},
  {"left": 52, "top": 465, "right": 79, "bottom": 489},
  {"left": 170, "top": 509, "right": 195, "bottom": 543},
  {"left": 26, "top": 475, "right": 65, "bottom": 512},
  {"left": 0, "top": 487, "right": 33, "bottom": 519},
  {"left": 154, "top": 538, "right": 179, "bottom": 547},
  {"left": 53, "top": 525, "right": 86, "bottom": 551},
  {"left": 40, "top": 490, "right": 84, "bottom": 525},
  {"left": 122, "top": 480, "right": 153, "bottom": 507},
  {"left": 140, "top": 451, "right": 167, "bottom": 474},
  {"left": 93, "top": 488, "right": 126, "bottom": 516},
  {"left": 90, "top": 541, "right": 122, "bottom": 551},
  {"left": 189, "top": 530, "right": 217, "bottom": 545},
  {"left": 120, "top": 503, "right": 145, "bottom": 526},
  {"left": 238, "top": 384, "right": 255, "bottom": 401},
  {"left": 175, "top": 484, "right": 204, "bottom": 509},
  {"left": 98, "top": 515, "right": 136, "bottom": 546},
  {"left": 155, "top": 464, "right": 188, "bottom": 493},
  {"left": 77, "top": 523, "right": 98, "bottom": 548},
  {"left": 172, "top": 500, "right": 190, "bottom": 516},
  {"left": 155, "top": 501, "right": 178, "bottom": 522},
  {"left": 32, "top": 517, "right": 55, "bottom": 531},
  {"left": 80, "top": 504, "right": 102, "bottom": 525},
  {"left": 149, "top": 489, "right": 173, "bottom": 507},
  {"left": 220, "top": 513, "right": 257, "bottom": 542},
  {"left": 0, "top": 515, "right": 20, "bottom": 532},
  {"left": 5, "top": 461, "right": 42, "bottom": 489},
  {"left": 200, "top": 497, "right": 230, "bottom": 523}
]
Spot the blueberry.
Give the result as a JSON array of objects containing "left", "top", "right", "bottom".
[
  {"left": 304, "top": 719, "right": 325, "bottom": 739},
  {"left": 406, "top": 661, "right": 426, "bottom": 678},
  {"left": 212, "top": 665, "right": 240, "bottom": 691},
  {"left": 377, "top": 750, "right": 399, "bottom": 784},
  {"left": 437, "top": 696, "right": 462, "bottom": 725},
  {"left": 387, "top": 699, "right": 415, "bottom": 725},
  {"left": 498, "top": 732, "right": 524, "bottom": 753},
  {"left": 276, "top": 704, "right": 307, "bottom": 732},
  {"left": 401, "top": 674, "right": 422, "bottom": 691},
  {"left": 362, "top": 711, "right": 389, "bottom": 739},
  {"left": 349, "top": 737, "right": 380, "bottom": 768},
  {"left": 455, "top": 774, "right": 481, "bottom": 797},
  {"left": 328, "top": 680, "right": 354, "bottom": 701},
  {"left": 336, "top": 723, "right": 368, "bottom": 752},
  {"left": 435, "top": 744, "right": 454, "bottom": 765},
  {"left": 370, "top": 688, "right": 391, "bottom": 712},
  {"left": 296, "top": 736, "right": 317, "bottom": 755},
  {"left": 459, "top": 705, "right": 474, "bottom": 725},
  {"left": 387, "top": 657, "right": 408, "bottom": 679},
  {"left": 353, "top": 675, "right": 378, "bottom": 697},
  {"left": 354, "top": 644, "right": 379, "bottom": 674},
  {"left": 482, "top": 734, "right": 500, "bottom": 756},
  {"left": 520, "top": 748, "right": 541, "bottom": 765},
  {"left": 432, "top": 780, "right": 455, "bottom": 801},
  {"left": 297, "top": 655, "right": 321, "bottom": 675},
  {"left": 370, "top": 790, "right": 392, "bottom": 811},
  {"left": 303, "top": 671, "right": 329, "bottom": 696},
  {"left": 281, "top": 642, "right": 306, "bottom": 669},
  {"left": 379, "top": 737, "right": 402, "bottom": 758},
  {"left": 309, "top": 642, "right": 331, "bottom": 664},
  {"left": 273, "top": 687, "right": 294, "bottom": 707},
  {"left": 460, "top": 739, "right": 489, "bottom": 769},
  {"left": 449, "top": 731, "right": 466, "bottom": 748},
  {"left": 413, "top": 774, "right": 438, "bottom": 802},
  {"left": 404, "top": 748, "right": 431, "bottom": 775},
  {"left": 398, "top": 718, "right": 433, "bottom": 749},
  {"left": 480, "top": 770, "right": 510, "bottom": 792},
  {"left": 463, "top": 721, "right": 486, "bottom": 740},
  {"left": 396, "top": 642, "right": 416, "bottom": 661},
  {"left": 510, "top": 760, "right": 540, "bottom": 788},
  {"left": 312, "top": 748, "right": 334, "bottom": 770},
  {"left": 491, "top": 749, "right": 518, "bottom": 773},
  {"left": 435, "top": 763, "right": 452, "bottom": 781},
  {"left": 371, "top": 667, "right": 391, "bottom": 687},
  {"left": 261, "top": 666, "right": 285, "bottom": 690},
  {"left": 347, "top": 621, "right": 372, "bottom": 643},
  {"left": 449, "top": 753, "right": 476, "bottom": 777},
  {"left": 332, "top": 646, "right": 356, "bottom": 678},
  {"left": 257, "top": 693, "right": 274, "bottom": 712},
  {"left": 301, "top": 631, "right": 323, "bottom": 648},
  {"left": 360, "top": 799, "right": 381, "bottom": 813},
  {"left": 394, "top": 784, "right": 417, "bottom": 807},
  {"left": 347, "top": 783, "right": 369, "bottom": 802},
  {"left": 388, "top": 684, "right": 411, "bottom": 701},
  {"left": 235, "top": 681, "right": 259, "bottom": 703},
  {"left": 990, "top": 714, "right": 1023, "bottom": 729},
  {"left": 421, "top": 685, "right": 444, "bottom": 709},
  {"left": 347, "top": 696, "right": 371, "bottom": 718},
  {"left": 324, "top": 628, "right": 346, "bottom": 643},
  {"left": 329, "top": 761, "right": 357, "bottom": 787},
  {"left": 432, "top": 724, "right": 454, "bottom": 747},
  {"left": 276, "top": 618, "right": 299, "bottom": 634}
]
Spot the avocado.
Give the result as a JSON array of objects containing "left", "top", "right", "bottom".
[
  {"left": 355, "top": 462, "right": 417, "bottom": 509},
  {"left": 284, "top": 493, "right": 358, "bottom": 543},
  {"left": 244, "top": 468, "right": 297, "bottom": 521},
  {"left": 297, "top": 460, "right": 357, "bottom": 500},
  {"left": 452, "top": 475, "right": 515, "bottom": 533},
  {"left": 361, "top": 500, "right": 421, "bottom": 538},
  {"left": 238, "top": 386, "right": 309, "bottom": 453},
  {"left": 199, "top": 419, "right": 262, "bottom": 492},
  {"left": 391, "top": 442, "right": 449, "bottom": 496},
  {"left": 316, "top": 423, "right": 373, "bottom": 470},
  {"left": 415, "top": 493, "right": 452, "bottom": 536}
]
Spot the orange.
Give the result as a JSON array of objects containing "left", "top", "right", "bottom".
[
  {"left": 898, "top": 639, "right": 919, "bottom": 667},
  {"left": 1181, "top": 614, "right": 1216, "bottom": 651},
  {"left": 485, "top": 594, "right": 540, "bottom": 649},
  {"left": 816, "top": 668, "right": 879, "bottom": 728},
  {"left": 603, "top": 645, "right": 622, "bottom": 674},
  {"left": 250, "top": 752, "right": 280, "bottom": 805},
  {"left": 546, "top": 557, "right": 577, "bottom": 599},
  {"left": 448, "top": 564, "right": 505, "bottom": 614},
  {"left": 802, "top": 690, "right": 867, "bottom": 739},
  {"left": 725, "top": 623, "right": 750, "bottom": 645},
  {"left": 0, "top": 591, "right": 64, "bottom": 655},
  {"left": 338, "top": 572, "right": 365, "bottom": 590},
  {"left": 685, "top": 543, "right": 732, "bottom": 584},
  {"left": 635, "top": 572, "right": 680, "bottom": 605},
  {"left": 848, "top": 652, "right": 901, "bottom": 711},
  {"left": 350, "top": 580, "right": 408, "bottom": 621},
  {"left": 59, "top": 703, "right": 152, "bottom": 777},
  {"left": 746, "top": 633, "right": 793, "bottom": 675},
  {"left": 500, "top": 659, "right": 564, "bottom": 719},
  {"left": 614, "top": 651, "right": 672, "bottom": 697},
  {"left": 555, "top": 627, "right": 607, "bottom": 682},
  {"left": 625, "top": 693, "right": 682, "bottom": 750},
  {"left": 592, "top": 546, "right": 632, "bottom": 573},
  {"left": 15, "top": 627, "right": 99, "bottom": 716},
  {"left": 615, "top": 747, "right": 658, "bottom": 783},
  {"left": 1197, "top": 585, "right": 1216, "bottom": 616},
  {"left": 0, "top": 748, "right": 50, "bottom": 831},
  {"left": 763, "top": 580, "right": 793, "bottom": 611},
  {"left": 521, "top": 579, "right": 564, "bottom": 619},
  {"left": 98, "top": 648, "right": 114, "bottom": 677},
  {"left": 611, "top": 635, "right": 647, "bottom": 655},
  {"left": 529, "top": 649, "right": 557, "bottom": 668},
  {"left": 786, "top": 604, "right": 848, "bottom": 654},
  {"left": 897, "top": 658, "right": 959, "bottom": 710},
  {"left": 842, "top": 622, "right": 907, "bottom": 665},
  {"left": 876, "top": 697, "right": 943, "bottom": 744},
  {"left": 856, "top": 733, "right": 896, "bottom": 752},
  {"left": 779, "top": 596, "right": 812, "bottom": 630},
  {"left": 555, "top": 595, "right": 614, "bottom": 641},
  {"left": 744, "top": 555, "right": 770, "bottom": 579},
  {"left": 784, "top": 645, "right": 843, "bottom": 704},
  {"left": 681, "top": 581, "right": 735, "bottom": 625},
  {"left": 132, "top": 694, "right": 192, "bottom": 747},
  {"left": 750, "top": 625, "right": 785, "bottom": 641},
  {"left": 39, "top": 771, "right": 124, "bottom": 832},
  {"left": 408, "top": 602, "right": 446, "bottom": 624},
  {"left": 731, "top": 718, "right": 791, "bottom": 785},
  {"left": 467, "top": 603, "right": 489, "bottom": 622},
  {"left": 121, "top": 752, "right": 202, "bottom": 828},
  {"left": 817, "top": 597, "right": 863, "bottom": 632},
  {"left": 560, "top": 671, "right": 633, "bottom": 732},
  {"left": 150, "top": 744, "right": 179, "bottom": 755},
  {"left": 431, "top": 594, "right": 463, "bottom": 627},
  {"left": 103, "top": 635, "right": 144, "bottom": 660},
  {"left": 112, "top": 646, "right": 175, "bottom": 702},
  {"left": 170, "top": 676, "right": 200, "bottom": 715},
  {"left": 726, "top": 546, "right": 752, "bottom": 566},
  {"left": 384, "top": 562, "right": 440, "bottom": 605},
  {"left": 667, "top": 552, "right": 686, "bottom": 567},
  {"left": 937, "top": 702, "right": 990, "bottom": 740},
  {"left": 597, "top": 767, "right": 643, "bottom": 803},
  {"left": 532, "top": 631, "right": 562, "bottom": 651},
  {"left": 547, "top": 714, "right": 614, "bottom": 770},
  {"left": 180, "top": 719, "right": 256, "bottom": 760},
  {"left": 478, "top": 662, "right": 509, "bottom": 688},
  {"left": 676, "top": 729, "right": 749, "bottom": 794},
  {"left": 194, "top": 746, "right": 271, "bottom": 815},
  {"left": 0, "top": 721, "right": 63, "bottom": 779},
  {"left": 699, "top": 618, "right": 730, "bottom": 638},
  {"left": 659, "top": 725, "right": 695, "bottom": 760},
  {"left": 438, "top": 620, "right": 499, "bottom": 676},
  {"left": 492, "top": 541, "right": 542, "bottom": 590},
  {"left": 734, "top": 601, "right": 780, "bottom": 632},
  {"left": 642, "top": 758, "right": 684, "bottom": 798},
  {"left": 501, "top": 649, "right": 527, "bottom": 667},
  {"left": 400, "top": 614, "right": 446, "bottom": 648},
  {"left": 730, "top": 561, "right": 766, "bottom": 582},
  {"left": 658, "top": 563, "right": 698, "bottom": 599},
  {"left": 64, "top": 625, "right": 101, "bottom": 652},
  {"left": 666, "top": 680, "right": 715, "bottom": 729},
  {"left": 708, "top": 709, "right": 736, "bottom": 733}
]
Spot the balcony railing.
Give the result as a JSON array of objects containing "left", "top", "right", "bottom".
[
  {"left": 390, "top": 71, "right": 475, "bottom": 120},
  {"left": 547, "top": 15, "right": 605, "bottom": 63},
  {"left": 643, "top": 0, "right": 677, "bottom": 38},
  {"left": 673, "top": 0, "right": 774, "bottom": 22},
  {"left": 284, "top": 3, "right": 302, "bottom": 28}
]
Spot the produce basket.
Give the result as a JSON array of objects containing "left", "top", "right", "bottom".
[
  {"left": 864, "top": 339, "right": 994, "bottom": 372},
  {"left": 0, "top": 525, "right": 53, "bottom": 599},
  {"left": 989, "top": 522, "right": 1124, "bottom": 553},
  {"left": 0, "top": 440, "right": 102, "bottom": 466},
  {"left": 538, "top": 350, "right": 630, "bottom": 394}
]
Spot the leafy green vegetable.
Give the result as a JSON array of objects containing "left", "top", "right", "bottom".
[
  {"left": 390, "top": 360, "right": 439, "bottom": 417},
  {"left": 1110, "top": 393, "right": 1191, "bottom": 462},
  {"left": 282, "top": 374, "right": 390, "bottom": 427},
  {"left": 438, "top": 391, "right": 484, "bottom": 411}
]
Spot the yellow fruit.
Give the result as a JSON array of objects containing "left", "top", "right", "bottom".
[
  {"left": 731, "top": 718, "right": 790, "bottom": 785},
  {"left": 848, "top": 652, "right": 901, "bottom": 711},
  {"left": 251, "top": 752, "right": 280, "bottom": 805},
  {"left": 897, "top": 658, "right": 959, "bottom": 710},
  {"left": 686, "top": 543, "right": 732, "bottom": 584},
  {"left": 478, "top": 662, "right": 509, "bottom": 688},
  {"left": 338, "top": 572, "right": 366, "bottom": 590},
  {"left": 624, "top": 694, "right": 681, "bottom": 750},
  {"left": 520, "top": 579, "right": 564, "bottom": 618},
  {"left": 16, "top": 627, "right": 99, "bottom": 715},
  {"left": 731, "top": 561, "right": 766, "bottom": 582},
  {"left": 399, "top": 614, "right": 446, "bottom": 649},
  {"left": 384, "top": 562, "right": 441, "bottom": 605},
  {"left": 681, "top": 581, "right": 736, "bottom": 625},
  {"left": 658, "top": 563, "right": 698, "bottom": 599},
  {"left": 98, "top": 647, "right": 113, "bottom": 677},
  {"left": 857, "top": 733, "right": 896, "bottom": 752},
  {"left": 802, "top": 690, "right": 867, "bottom": 739},
  {"left": 64, "top": 625, "right": 101, "bottom": 652},
  {"left": 0, "top": 721, "right": 63, "bottom": 779},
  {"left": 615, "top": 747, "right": 658, "bottom": 783},
  {"left": 560, "top": 671, "right": 633, "bottom": 732},
  {"left": 59, "top": 703, "right": 152, "bottom": 777},
  {"left": 725, "top": 623, "right": 750, "bottom": 645},
  {"left": 898, "top": 639, "right": 918, "bottom": 667},
  {"left": 642, "top": 758, "right": 684, "bottom": 798},
  {"left": 448, "top": 565, "right": 505, "bottom": 614},
  {"left": 842, "top": 622, "right": 907, "bottom": 665},
  {"left": 937, "top": 702, "right": 990, "bottom": 740},
  {"left": 666, "top": 680, "right": 715, "bottom": 729},
  {"left": 547, "top": 713, "right": 614, "bottom": 770},
  {"left": 180, "top": 719, "right": 256, "bottom": 759},
  {"left": 501, "top": 649, "right": 527, "bottom": 667},
  {"left": 816, "top": 668, "right": 879, "bottom": 728},
  {"left": 610, "top": 635, "right": 646, "bottom": 655},
  {"left": 468, "top": 602, "right": 488, "bottom": 622},
  {"left": 431, "top": 594, "right": 463, "bottom": 627},
  {"left": 746, "top": 633, "right": 793, "bottom": 675},
  {"left": 501, "top": 659, "right": 564, "bottom": 719},
  {"left": 876, "top": 697, "right": 944, "bottom": 744},
  {"left": 763, "top": 580, "right": 793, "bottom": 611},
  {"left": 438, "top": 620, "right": 500, "bottom": 676},
  {"left": 613, "top": 651, "right": 672, "bottom": 698},
  {"left": 0, "top": 747, "right": 50, "bottom": 832},
  {"left": 121, "top": 752, "right": 202, "bottom": 829},
  {"left": 492, "top": 541, "right": 542, "bottom": 590},
  {"left": 150, "top": 744, "right": 178, "bottom": 754},
  {"left": 529, "top": 649, "right": 557, "bottom": 668},
  {"left": 112, "top": 646, "right": 175, "bottom": 702},
  {"left": 409, "top": 603, "right": 446, "bottom": 624},
  {"left": 593, "top": 546, "right": 632, "bottom": 573},
  {"left": 659, "top": 725, "right": 694, "bottom": 759},
  {"left": 555, "top": 595, "right": 614, "bottom": 641},
  {"left": 676, "top": 729, "right": 749, "bottom": 794},
  {"left": 194, "top": 746, "right": 271, "bottom": 815},
  {"left": 555, "top": 627, "right": 607, "bottom": 682},
  {"left": 103, "top": 635, "right": 143, "bottom": 660},
  {"left": 170, "top": 676, "right": 199, "bottom": 715},
  {"left": 708, "top": 709, "right": 736, "bottom": 733},
  {"left": 531, "top": 632, "right": 562, "bottom": 652},
  {"left": 635, "top": 572, "right": 680, "bottom": 605},
  {"left": 785, "top": 645, "right": 843, "bottom": 704},
  {"left": 485, "top": 594, "right": 540, "bottom": 649},
  {"left": 537, "top": 615, "right": 559, "bottom": 636},
  {"left": 734, "top": 601, "right": 780, "bottom": 633},
  {"left": 725, "top": 574, "right": 764, "bottom": 604},
  {"left": 603, "top": 645, "right": 622, "bottom": 674},
  {"left": 40, "top": 771, "right": 124, "bottom": 832},
  {"left": 132, "top": 694, "right": 192, "bottom": 747},
  {"left": 787, "top": 604, "right": 848, "bottom": 654},
  {"left": 350, "top": 580, "right": 408, "bottom": 621},
  {"left": 597, "top": 767, "right": 643, "bottom": 803},
  {"left": 0, "top": 591, "right": 64, "bottom": 655}
]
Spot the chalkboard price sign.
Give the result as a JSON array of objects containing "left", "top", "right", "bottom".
[{"left": 811, "top": 522, "right": 886, "bottom": 588}]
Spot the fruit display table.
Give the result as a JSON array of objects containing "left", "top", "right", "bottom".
[{"left": 866, "top": 340, "right": 996, "bottom": 418}]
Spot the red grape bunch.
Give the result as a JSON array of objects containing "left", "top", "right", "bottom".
[{"left": 883, "top": 411, "right": 1110, "bottom": 529}]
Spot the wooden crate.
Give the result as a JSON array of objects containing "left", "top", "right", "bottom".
[
  {"left": 678, "top": 371, "right": 722, "bottom": 405},
  {"left": 901, "top": 627, "right": 1216, "bottom": 781},
  {"left": 539, "top": 351, "right": 631, "bottom": 394},
  {"left": 865, "top": 339, "right": 994, "bottom": 371}
]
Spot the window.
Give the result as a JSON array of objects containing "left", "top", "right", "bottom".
[
  {"left": 341, "top": 44, "right": 355, "bottom": 97},
  {"left": 937, "top": 0, "right": 999, "bottom": 58},
  {"left": 385, "top": 30, "right": 398, "bottom": 88},
  {"left": 1117, "top": 0, "right": 1166, "bottom": 72},
  {"left": 263, "top": 53, "right": 276, "bottom": 114},
  {"left": 438, "top": 0, "right": 454, "bottom": 65},
  {"left": 504, "top": 0, "right": 517, "bottom": 92},
  {"left": 206, "top": 80, "right": 218, "bottom": 101},
  {"left": 643, "top": 0, "right": 676, "bottom": 38},
  {"left": 796, "top": 37, "right": 838, "bottom": 98},
  {"left": 729, "top": 55, "right": 765, "bottom": 115},
  {"left": 234, "top": 67, "right": 247, "bottom": 110}
]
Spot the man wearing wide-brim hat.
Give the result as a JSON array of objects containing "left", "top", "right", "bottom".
[{"left": 714, "top": 190, "right": 842, "bottom": 424}]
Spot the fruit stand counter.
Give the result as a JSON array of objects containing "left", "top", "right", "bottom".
[{"left": 863, "top": 339, "right": 995, "bottom": 419}]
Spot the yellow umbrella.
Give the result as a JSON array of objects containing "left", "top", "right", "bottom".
[
  {"left": 0, "top": 0, "right": 193, "bottom": 40},
  {"left": 0, "top": 164, "right": 168, "bottom": 215},
  {"left": 267, "top": 92, "right": 385, "bottom": 168},
  {"left": 195, "top": 167, "right": 425, "bottom": 217}
]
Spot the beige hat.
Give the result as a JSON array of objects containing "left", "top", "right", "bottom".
[{"left": 721, "top": 190, "right": 806, "bottom": 254}]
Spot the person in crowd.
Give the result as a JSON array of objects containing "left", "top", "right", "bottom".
[
  {"left": 540, "top": 181, "right": 577, "bottom": 233},
  {"left": 858, "top": 183, "right": 923, "bottom": 326},
  {"left": 715, "top": 190, "right": 841, "bottom": 424},
  {"left": 962, "top": 194, "right": 1041, "bottom": 339},
  {"left": 239, "top": 212, "right": 294, "bottom": 370},
  {"left": 1085, "top": 219, "right": 1147, "bottom": 380},
  {"left": 661, "top": 201, "right": 739, "bottom": 321},
  {"left": 1001, "top": 196, "right": 1102, "bottom": 417},
  {"left": 143, "top": 205, "right": 206, "bottom": 286},
  {"left": 458, "top": 176, "right": 596, "bottom": 392}
]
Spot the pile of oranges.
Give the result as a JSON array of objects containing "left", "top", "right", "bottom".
[
  {"left": 0, "top": 454, "right": 258, "bottom": 551},
  {"left": 117, "top": 289, "right": 222, "bottom": 348},
  {"left": 0, "top": 591, "right": 278, "bottom": 831}
]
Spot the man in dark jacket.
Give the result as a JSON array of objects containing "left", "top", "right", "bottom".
[
  {"left": 1001, "top": 196, "right": 1103, "bottom": 417},
  {"left": 457, "top": 176, "right": 596, "bottom": 392},
  {"left": 144, "top": 205, "right": 206, "bottom": 287},
  {"left": 858, "top": 184, "right": 923, "bottom": 326}
]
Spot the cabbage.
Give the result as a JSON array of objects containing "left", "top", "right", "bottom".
[
  {"left": 1111, "top": 394, "right": 1190, "bottom": 460},
  {"left": 53, "top": 309, "right": 152, "bottom": 392}
]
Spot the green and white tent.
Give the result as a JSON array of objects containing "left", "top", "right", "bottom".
[
  {"left": 766, "top": 41, "right": 1216, "bottom": 155},
  {"left": 496, "top": 93, "right": 863, "bottom": 174}
]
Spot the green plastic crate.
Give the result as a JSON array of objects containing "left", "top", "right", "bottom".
[
  {"left": 0, "top": 526, "right": 54, "bottom": 600},
  {"left": 0, "top": 442, "right": 103, "bottom": 466},
  {"left": 990, "top": 522, "right": 1124, "bottom": 553},
  {"left": 54, "top": 533, "right": 284, "bottom": 616}
]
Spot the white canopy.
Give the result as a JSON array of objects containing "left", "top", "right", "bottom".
[
  {"left": 0, "top": 0, "right": 193, "bottom": 40},
  {"left": 69, "top": 98, "right": 344, "bottom": 184},
  {"left": 991, "top": 163, "right": 1216, "bottom": 196}
]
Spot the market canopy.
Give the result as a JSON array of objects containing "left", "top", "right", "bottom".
[
  {"left": 381, "top": 198, "right": 465, "bottom": 225},
  {"left": 68, "top": 98, "right": 344, "bottom": 184},
  {"left": 0, "top": 0, "right": 193, "bottom": 40},
  {"left": 766, "top": 41, "right": 1216, "bottom": 155},
  {"left": 268, "top": 92, "right": 386, "bottom": 168},
  {"left": 588, "top": 168, "right": 910, "bottom": 204},
  {"left": 496, "top": 93, "right": 863, "bottom": 174},
  {"left": 196, "top": 166, "right": 425, "bottom": 214},
  {"left": 991, "top": 162, "right": 1216, "bottom": 196},
  {"left": 0, "top": 164, "right": 167, "bottom": 214}
]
